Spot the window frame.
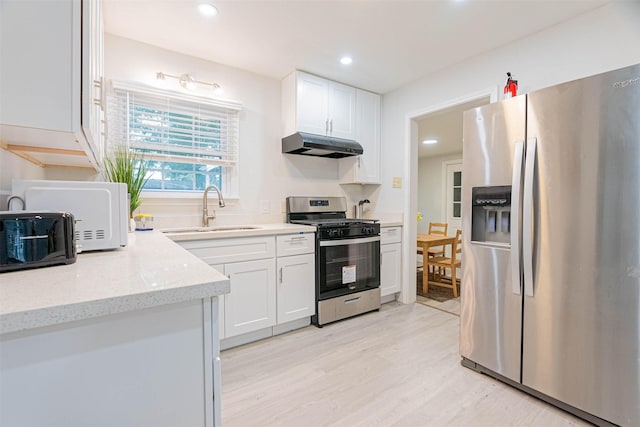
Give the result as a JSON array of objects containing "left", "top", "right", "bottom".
[{"left": 108, "top": 81, "right": 242, "bottom": 199}]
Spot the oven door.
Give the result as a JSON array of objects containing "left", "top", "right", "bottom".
[{"left": 318, "top": 236, "right": 380, "bottom": 300}]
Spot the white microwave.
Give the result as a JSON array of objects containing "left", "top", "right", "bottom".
[{"left": 11, "top": 179, "right": 128, "bottom": 252}]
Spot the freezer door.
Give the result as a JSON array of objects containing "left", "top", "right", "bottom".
[
  {"left": 522, "top": 63, "right": 640, "bottom": 426},
  {"left": 460, "top": 96, "right": 526, "bottom": 383}
]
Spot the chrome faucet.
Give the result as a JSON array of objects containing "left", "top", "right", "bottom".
[{"left": 202, "top": 185, "right": 226, "bottom": 227}]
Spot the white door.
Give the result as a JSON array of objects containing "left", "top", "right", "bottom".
[
  {"left": 276, "top": 253, "right": 315, "bottom": 324},
  {"left": 224, "top": 258, "right": 276, "bottom": 337},
  {"left": 443, "top": 160, "right": 463, "bottom": 234}
]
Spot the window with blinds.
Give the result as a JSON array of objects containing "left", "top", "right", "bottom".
[{"left": 108, "top": 82, "right": 241, "bottom": 192}]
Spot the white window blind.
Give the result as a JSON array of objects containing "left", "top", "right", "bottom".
[{"left": 107, "top": 82, "right": 241, "bottom": 192}]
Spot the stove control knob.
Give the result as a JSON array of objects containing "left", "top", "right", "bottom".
[{"left": 329, "top": 229, "right": 343, "bottom": 238}]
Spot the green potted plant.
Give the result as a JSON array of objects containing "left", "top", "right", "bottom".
[{"left": 103, "top": 147, "right": 150, "bottom": 218}]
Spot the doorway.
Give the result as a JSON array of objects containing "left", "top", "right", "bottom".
[{"left": 400, "top": 88, "right": 497, "bottom": 308}]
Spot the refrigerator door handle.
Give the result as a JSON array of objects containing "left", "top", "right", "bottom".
[
  {"left": 523, "top": 137, "right": 537, "bottom": 297},
  {"left": 510, "top": 141, "right": 525, "bottom": 295}
]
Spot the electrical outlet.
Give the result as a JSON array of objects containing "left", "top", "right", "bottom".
[{"left": 392, "top": 177, "right": 402, "bottom": 188}]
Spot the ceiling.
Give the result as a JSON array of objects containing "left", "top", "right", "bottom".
[
  {"left": 103, "top": 0, "right": 611, "bottom": 95},
  {"left": 417, "top": 97, "right": 489, "bottom": 159}
]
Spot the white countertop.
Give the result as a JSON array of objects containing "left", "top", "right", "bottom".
[
  {"left": 0, "top": 231, "right": 230, "bottom": 335},
  {"left": 163, "top": 222, "right": 317, "bottom": 242}
]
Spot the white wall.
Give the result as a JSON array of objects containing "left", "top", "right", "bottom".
[
  {"left": 417, "top": 153, "right": 462, "bottom": 234},
  {"left": 0, "top": 150, "right": 46, "bottom": 209},
  {"left": 380, "top": 1, "right": 640, "bottom": 303},
  {"left": 104, "top": 35, "right": 348, "bottom": 227}
]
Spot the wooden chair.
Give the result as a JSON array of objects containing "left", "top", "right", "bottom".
[
  {"left": 426, "top": 229, "right": 462, "bottom": 297},
  {"left": 426, "top": 222, "right": 448, "bottom": 258},
  {"left": 417, "top": 222, "right": 448, "bottom": 276}
]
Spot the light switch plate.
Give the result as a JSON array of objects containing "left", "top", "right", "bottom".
[{"left": 392, "top": 177, "right": 402, "bottom": 188}]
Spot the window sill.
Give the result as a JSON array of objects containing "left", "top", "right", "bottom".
[{"left": 141, "top": 190, "right": 238, "bottom": 202}]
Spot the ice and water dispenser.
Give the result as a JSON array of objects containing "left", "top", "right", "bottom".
[{"left": 471, "top": 186, "right": 512, "bottom": 245}]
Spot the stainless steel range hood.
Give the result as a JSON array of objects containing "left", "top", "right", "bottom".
[{"left": 282, "top": 132, "right": 363, "bottom": 158}]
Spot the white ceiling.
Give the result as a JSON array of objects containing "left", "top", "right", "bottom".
[
  {"left": 417, "top": 97, "right": 489, "bottom": 158},
  {"left": 103, "top": 0, "right": 611, "bottom": 94}
]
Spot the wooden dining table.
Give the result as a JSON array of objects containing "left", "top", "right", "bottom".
[{"left": 417, "top": 233, "right": 456, "bottom": 294}]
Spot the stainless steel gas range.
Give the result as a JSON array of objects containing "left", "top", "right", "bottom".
[{"left": 286, "top": 196, "right": 381, "bottom": 326}]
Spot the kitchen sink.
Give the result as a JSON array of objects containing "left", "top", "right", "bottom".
[{"left": 162, "top": 225, "right": 261, "bottom": 234}]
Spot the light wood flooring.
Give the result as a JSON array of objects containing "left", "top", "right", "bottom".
[
  {"left": 221, "top": 302, "right": 588, "bottom": 426},
  {"left": 416, "top": 294, "right": 461, "bottom": 316}
]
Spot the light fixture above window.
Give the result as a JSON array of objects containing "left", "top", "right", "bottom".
[
  {"left": 156, "top": 71, "right": 223, "bottom": 95},
  {"left": 422, "top": 139, "right": 438, "bottom": 145}
]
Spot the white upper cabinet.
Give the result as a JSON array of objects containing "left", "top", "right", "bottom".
[
  {"left": 295, "top": 73, "right": 330, "bottom": 136},
  {"left": 326, "top": 81, "right": 357, "bottom": 140},
  {"left": 282, "top": 71, "right": 356, "bottom": 140},
  {"left": 0, "top": 0, "right": 104, "bottom": 170},
  {"left": 339, "top": 88, "right": 381, "bottom": 184}
]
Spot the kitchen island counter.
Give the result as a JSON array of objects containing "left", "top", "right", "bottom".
[{"left": 0, "top": 230, "right": 230, "bottom": 335}]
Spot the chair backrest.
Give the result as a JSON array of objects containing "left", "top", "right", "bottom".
[
  {"left": 453, "top": 229, "right": 462, "bottom": 260},
  {"left": 428, "top": 222, "right": 448, "bottom": 236}
]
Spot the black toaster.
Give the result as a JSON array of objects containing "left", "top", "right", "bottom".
[{"left": 0, "top": 211, "right": 77, "bottom": 273}]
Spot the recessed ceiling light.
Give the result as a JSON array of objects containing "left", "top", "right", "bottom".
[
  {"left": 422, "top": 139, "right": 438, "bottom": 145},
  {"left": 198, "top": 3, "right": 218, "bottom": 17},
  {"left": 340, "top": 56, "right": 353, "bottom": 65}
]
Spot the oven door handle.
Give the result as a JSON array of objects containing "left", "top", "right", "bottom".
[{"left": 319, "top": 236, "right": 381, "bottom": 247}]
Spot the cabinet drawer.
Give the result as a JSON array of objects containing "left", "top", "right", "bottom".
[
  {"left": 380, "top": 227, "right": 402, "bottom": 245},
  {"left": 276, "top": 233, "right": 315, "bottom": 256},
  {"left": 179, "top": 236, "right": 276, "bottom": 264}
]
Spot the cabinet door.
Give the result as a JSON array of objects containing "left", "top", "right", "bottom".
[
  {"left": 224, "top": 258, "right": 276, "bottom": 337},
  {"left": 354, "top": 89, "right": 380, "bottom": 182},
  {"left": 296, "top": 72, "right": 329, "bottom": 135},
  {"left": 380, "top": 243, "right": 402, "bottom": 296},
  {"left": 327, "top": 81, "right": 356, "bottom": 140},
  {"left": 338, "top": 89, "right": 381, "bottom": 184},
  {"left": 82, "top": 0, "right": 105, "bottom": 166},
  {"left": 277, "top": 253, "right": 316, "bottom": 324},
  {"left": 0, "top": 0, "right": 77, "bottom": 131},
  {"left": 0, "top": 300, "right": 211, "bottom": 427}
]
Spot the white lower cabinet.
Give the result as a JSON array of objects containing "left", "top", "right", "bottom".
[
  {"left": 224, "top": 258, "right": 277, "bottom": 337},
  {"left": 277, "top": 253, "right": 315, "bottom": 323},
  {"left": 0, "top": 298, "right": 221, "bottom": 427},
  {"left": 180, "top": 232, "right": 315, "bottom": 349},
  {"left": 380, "top": 226, "right": 402, "bottom": 297},
  {"left": 381, "top": 242, "right": 402, "bottom": 296}
]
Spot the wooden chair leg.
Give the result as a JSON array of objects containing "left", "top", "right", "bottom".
[
  {"left": 451, "top": 267, "right": 458, "bottom": 298},
  {"left": 422, "top": 266, "right": 429, "bottom": 295}
]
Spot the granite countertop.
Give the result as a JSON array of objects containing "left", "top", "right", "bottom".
[{"left": 0, "top": 231, "right": 230, "bottom": 335}]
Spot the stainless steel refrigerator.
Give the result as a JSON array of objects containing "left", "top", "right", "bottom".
[{"left": 460, "top": 63, "right": 640, "bottom": 426}]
